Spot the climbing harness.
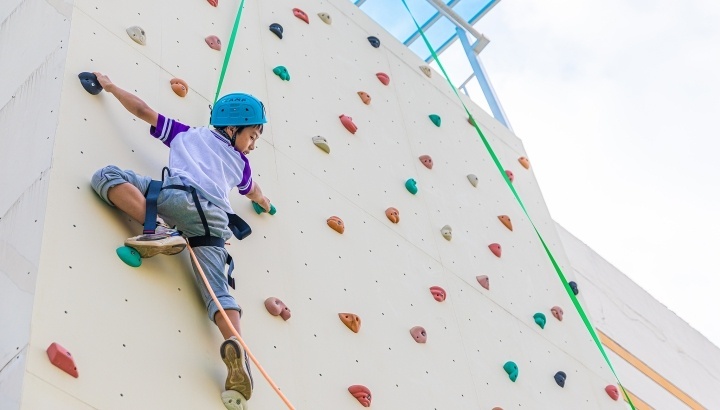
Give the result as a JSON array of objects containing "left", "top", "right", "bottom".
[{"left": 142, "top": 167, "right": 251, "bottom": 289}]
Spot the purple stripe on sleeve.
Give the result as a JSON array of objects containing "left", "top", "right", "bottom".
[
  {"left": 237, "top": 152, "right": 253, "bottom": 195},
  {"left": 149, "top": 114, "right": 190, "bottom": 147}
]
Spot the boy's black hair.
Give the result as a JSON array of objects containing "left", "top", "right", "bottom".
[{"left": 215, "top": 124, "right": 264, "bottom": 146}]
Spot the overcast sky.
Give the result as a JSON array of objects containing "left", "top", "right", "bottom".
[{"left": 361, "top": 0, "right": 720, "bottom": 348}]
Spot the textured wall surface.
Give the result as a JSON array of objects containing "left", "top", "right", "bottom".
[{"left": 14, "top": 0, "right": 627, "bottom": 409}]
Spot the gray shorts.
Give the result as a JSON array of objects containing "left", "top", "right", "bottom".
[{"left": 91, "top": 165, "right": 240, "bottom": 322}]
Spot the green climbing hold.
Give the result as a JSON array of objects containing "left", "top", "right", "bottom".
[
  {"left": 429, "top": 114, "right": 441, "bottom": 127},
  {"left": 252, "top": 202, "right": 277, "bottom": 215},
  {"left": 533, "top": 312, "right": 547, "bottom": 329},
  {"left": 503, "top": 361, "right": 519, "bottom": 382},
  {"left": 405, "top": 178, "right": 418, "bottom": 195},
  {"left": 116, "top": 246, "right": 141, "bottom": 267},
  {"left": 272, "top": 66, "right": 290, "bottom": 81}
]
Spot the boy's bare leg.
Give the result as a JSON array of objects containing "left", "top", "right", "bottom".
[
  {"left": 108, "top": 182, "right": 146, "bottom": 223},
  {"left": 216, "top": 310, "right": 242, "bottom": 339}
]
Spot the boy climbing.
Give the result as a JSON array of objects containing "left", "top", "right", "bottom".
[{"left": 89, "top": 72, "right": 269, "bottom": 409}]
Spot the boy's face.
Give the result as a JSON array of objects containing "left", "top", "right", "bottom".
[{"left": 232, "top": 126, "right": 261, "bottom": 155}]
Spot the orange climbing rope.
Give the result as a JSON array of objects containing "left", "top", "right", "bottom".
[{"left": 185, "top": 239, "right": 296, "bottom": 410}]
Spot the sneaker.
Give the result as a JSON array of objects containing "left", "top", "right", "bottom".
[
  {"left": 221, "top": 389, "right": 249, "bottom": 410},
  {"left": 220, "top": 337, "right": 253, "bottom": 400},
  {"left": 124, "top": 228, "right": 186, "bottom": 258}
]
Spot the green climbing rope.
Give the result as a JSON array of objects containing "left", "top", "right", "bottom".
[
  {"left": 399, "top": 1, "right": 636, "bottom": 407},
  {"left": 213, "top": 0, "right": 247, "bottom": 105}
]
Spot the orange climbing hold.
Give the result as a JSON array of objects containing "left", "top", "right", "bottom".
[
  {"left": 340, "top": 114, "right": 357, "bottom": 134},
  {"left": 339, "top": 313, "right": 361, "bottom": 333},
  {"left": 429, "top": 286, "right": 446, "bottom": 302},
  {"left": 497, "top": 215, "right": 513, "bottom": 231},
  {"left": 505, "top": 170, "right": 514, "bottom": 182},
  {"left": 518, "top": 156, "right": 530, "bottom": 169},
  {"left": 46, "top": 342, "right": 78, "bottom": 378},
  {"left": 357, "top": 91, "right": 371, "bottom": 105},
  {"left": 476, "top": 275, "right": 490, "bottom": 290},
  {"left": 348, "top": 385, "right": 372, "bottom": 407},
  {"left": 376, "top": 72, "right": 390, "bottom": 85},
  {"left": 418, "top": 155, "right": 433, "bottom": 169},
  {"left": 488, "top": 243, "right": 502, "bottom": 258},
  {"left": 385, "top": 207, "right": 399, "bottom": 223},
  {"left": 207, "top": 0, "right": 218, "bottom": 7},
  {"left": 409, "top": 326, "right": 427, "bottom": 343},
  {"left": 170, "top": 78, "right": 188, "bottom": 97},
  {"left": 293, "top": 8, "right": 309, "bottom": 24},
  {"left": 205, "top": 35, "right": 221, "bottom": 51},
  {"left": 327, "top": 216, "right": 345, "bottom": 234},
  {"left": 264, "top": 297, "right": 291, "bottom": 321}
]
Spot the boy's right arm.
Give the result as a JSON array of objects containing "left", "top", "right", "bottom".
[{"left": 94, "top": 72, "right": 159, "bottom": 126}]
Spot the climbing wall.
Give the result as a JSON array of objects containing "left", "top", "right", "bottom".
[{"left": 16, "top": 0, "right": 627, "bottom": 408}]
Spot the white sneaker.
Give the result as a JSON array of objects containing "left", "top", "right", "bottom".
[{"left": 124, "top": 226, "right": 185, "bottom": 258}]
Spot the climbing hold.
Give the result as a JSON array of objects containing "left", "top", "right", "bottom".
[
  {"left": 272, "top": 66, "right": 290, "bottom": 81},
  {"left": 440, "top": 225, "right": 452, "bottom": 241},
  {"left": 409, "top": 326, "right": 427, "bottom": 343},
  {"left": 269, "top": 23, "right": 283, "bottom": 39},
  {"left": 312, "top": 136, "right": 330, "bottom": 153},
  {"left": 503, "top": 361, "right": 518, "bottom": 382},
  {"left": 428, "top": 114, "right": 441, "bottom": 127},
  {"left": 339, "top": 114, "right": 357, "bottom": 134},
  {"left": 492, "top": 408, "right": 504, "bottom": 410},
  {"left": 126, "top": 26, "right": 146, "bottom": 45},
  {"left": 376, "top": 72, "right": 390, "bottom": 86},
  {"left": 116, "top": 246, "right": 141, "bottom": 267},
  {"left": 221, "top": 390, "right": 248, "bottom": 410},
  {"left": 551, "top": 306, "right": 564, "bottom": 321},
  {"left": 327, "top": 216, "right": 345, "bottom": 234},
  {"left": 348, "top": 385, "right": 371, "bottom": 407},
  {"left": 385, "top": 207, "right": 399, "bottom": 224},
  {"left": 568, "top": 281, "right": 579, "bottom": 295},
  {"left": 554, "top": 371, "right": 567, "bottom": 387},
  {"left": 292, "top": 8, "right": 309, "bottom": 24},
  {"left": 419, "top": 65, "right": 432, "bottom": 78},
  {"left": 497, "top": 215, "right": 513, "bottom": 231},
  {"left": 252, "top": 201, "right": 276, "bottom": 215},
  {"left": 205, "top": 35, "right": 222, "bottom": 51},
  {"left": 476, "top": 275, "right": 490, "bottom": 290},
  {"left": 418, "top": 155, "right": 433, "bottom": 170},
  {"left": 518, "top": 156, "right": 530, "bottom": 169},
  {"left": 78, "top": 72, "right": 103, "bottom": 95},
  {"left": 468, "top": 116, "right": 476, "bottom": 127},
  {"left": 170, "top": 78, "right": 189, "bottom": 98},
  {"left": 429, "top": 286, "right": 446, "bottom": 302},
  {"left": 367, "top": 36, "right": 380, "bottom": 48},
  {"left": 264, "top": 297, "right": 291, "bottom": 320},
  {"left": 488, "top": 243, "right": 502, "bottom": 258},
  {"left": 605, "top": 385, "right": 620, "bottom": 401},
  {"left": 207, "top": 0, "right": 218, "bottom": 7},
  {"left": 317, "top": 12, "right": 332, "bottom": 25},
  {"left": 46, "top": 342, "right": 78, "bottom": 378},
  {"left": 357, "top": 91, "right": 371, "bottom": 105},
  {"left": 405, "top": 178, "right": 418, "bottom": 195},
  {"left": 533, "top": 312, "right": 546, "bottom": 329},
  {"left": 467, "top": 174, "right": 479, "bottom": 187},
  {"left": 505, "top": 170, "right": 514, "bottom": 182},
  {"left": 339, "top": 313, "right": 361, "bottom": 333}
]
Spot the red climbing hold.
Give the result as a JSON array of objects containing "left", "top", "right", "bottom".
[
  {"left": 505, "top": 170, "right": 514, "bottom": 182},
  {"left": 339, "top": 313, "right": 361, "bottom": 333},
  {"left": 385, "top": 207, "right": 399, "bottom": 224},
  {"left": 170, "top": 78, "right": 188, "bottom": 97},
  {"left": 409, "top": 326, "right": 427, "bottom": 343},
  {"left": 476, "top": 275, "right": 490, "bottom": 290},
  {"left": 46, "top": 343, "right": 78, "bottom": 378},
  {"left": 418, "top": 155, "right": 433, "bottom": 170},
  {"left": 497, "top": 215, "right": 513, "bottom": 231},
  {"left": 518, "top": 156, "right": 530, "bottom": 169},
  {"left": 327, "top": 216, "right": 345, "bottom": 234},
  {"left": 340, "top": 114, "right": 357, "bottom": 134},
  {"left": 429, "top": 286, "right": 446, "bottom": 302},
  {"left": 488, "top": 243, "right": 502, "bottom": 258},
  {"left": 205, "top": 35, "right": 221, "bottom": 51},
  {"left": 376, "top": 72, "right": 390, "bottom": 86},
  {"left": 605, "top": 385, "right": 620, "bottom": 401},
  {"left": 357, "top": 91, "right": 371, "bottom": 105},
  {"left": 293, "top": 8, "right": 309, "bottom": 24},
  {"left": 348, "top": 385, "right": 372, "bottom": 407},
  {"left": 264, "top": 297, "right": 291, "bottom": 320},
  {"left": 207, "top": 0, "right": 218, "bottom": 7}
]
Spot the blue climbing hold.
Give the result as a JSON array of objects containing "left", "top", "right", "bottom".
[
  {"left": 252, "top": 202, "right": 277, "bottom": 215},
  {"left": 367, "top": 36, "right": 380, "bottom": 48},
  {"left": 269, "top": 23, "right": 283, "bottom": 39},
  {"left": 429, "top": 114, "right": 441, "bottom": 127},
  {"left": 405, "top": 178, "right": 418, "bottom": 195},
  {"left": 533, "top": 312, "right": 547, "bottom": 329},
  {"left": 78, "top": 72, "right": 103, "bottom": 95},
  {"left": 554, "top": 371, "right": 567, "bottom": 387},
  {"left": 116, "top": 246, "right": 141, "bottom": 267},
  {"left": 273, "top": 66, "right": 290, "bottom": 81},
  {"left": 568, "top": 281, "right": 579, "bottom": 295},
  {"left": 503, "top": 361, "right": 518, "bottom": 382}
]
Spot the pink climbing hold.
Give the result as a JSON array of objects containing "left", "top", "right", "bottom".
[
  {"left": 357, "top": 91, "right": 371, "bottom": 105},
  {"left": 264, "top": 297, "right": 291, "bottom": 320},
  {"left": 418, "top": 155, "right": 433, "bottom": 170},
  {"left": 488, "top": 243, "right": 502, "bottom": 258},
  {"left": 348, "top": 385, "right": 372, "bottom": 407},
  {"left": 518, "top": 156, "right": 530, "bottom": 169},
  {"left": 409, "top": 326, "right": 427, "bottom": 343},
  {"left": 376, "top": 72, "right": 390, "bottom": 85},
  {"left": 205, "top": 35, "right": 221, "bottom": 51},
  {"left": 605, "top": 385, "right": 620, "bottom": 401},
  {"left": 497, "top": 215, "right": 513, "bottom": 231},
  {"left": 207, "top": 0, "right": 218, "bottom": 7},
  {"left": 46, "top": 342, "right": 78, "bottom": 378},
  {"left": 429, "top": 286, "right": 446, "bottom": 302},
  {"left": 551, "top": 306, "right": 564, "bottom": 321},
  {"left": 476, "top": 275, "right": 490, "bottom": 290},
  {"left": 293, "top": 8, "right": 309, "bottom": 24},
  {"left": 340, "top": 114, "right": 358, "bottom": 134},
  {"left": 505, "top": 170, "right": 514, "bottom": 182}
]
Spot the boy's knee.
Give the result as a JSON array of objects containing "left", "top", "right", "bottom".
[{"left": 90, "top": 165, "right": 124, "bottom": 204}]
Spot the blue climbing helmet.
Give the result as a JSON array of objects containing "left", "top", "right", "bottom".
[{"left": 210, "top": 93, "right": 267, "bottom": 127}]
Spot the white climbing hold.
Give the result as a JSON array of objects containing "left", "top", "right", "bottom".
[
  {"left": 221, "top": 390, "right": 248, "bottom": 410},
  {"left": 441, "top": 225, "right": 452, "bottom": 241},
  {"left": 312, "top": 136, "right": 330, "bottom": 153},
  {"left": 467, "top": 174, "right": 478, "bottom": 187},
  {"left": 420, "top": 65, "right": 432, "bottom": 78},
  {"left": 317, "top": 12, "right": 332, "bottom": 25},
  {"left": 126, "top": 26, "right": 146, "bottom": 46}
]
